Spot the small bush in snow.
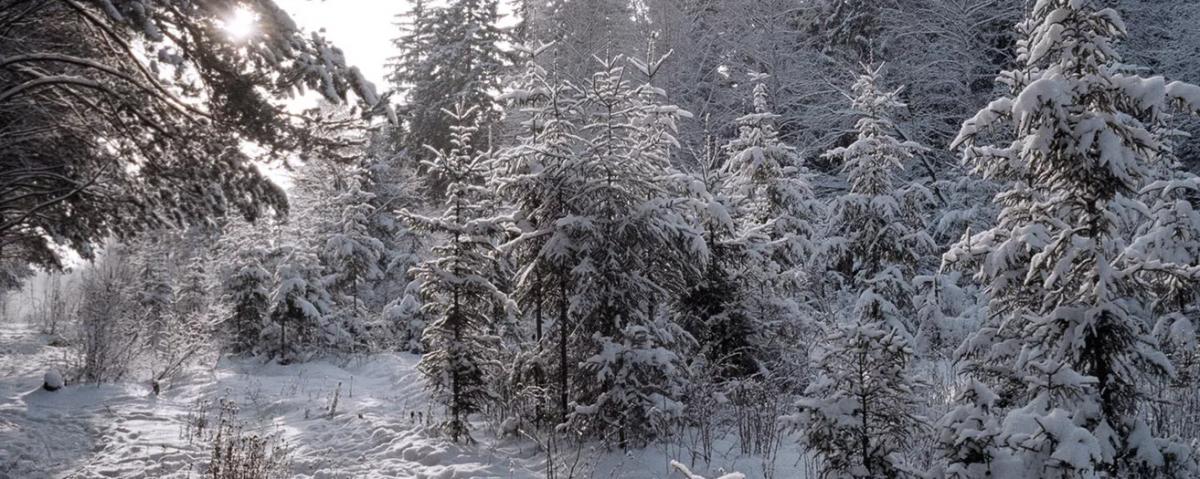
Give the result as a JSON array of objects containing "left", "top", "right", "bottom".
[{"left": 207, "top": 399, "right": 291, "bottom": 479}]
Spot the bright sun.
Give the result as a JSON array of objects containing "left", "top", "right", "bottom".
[{"left": 221, "top": 6, "right": 258, "bottom": 42}]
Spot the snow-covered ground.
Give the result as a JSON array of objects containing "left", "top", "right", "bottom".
[{"left": 0, "top": 319, "right": 808, "bottom": 478}]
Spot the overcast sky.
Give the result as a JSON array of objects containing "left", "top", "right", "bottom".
[{"left": 275, "top": 0, "right": 407, "bottom": 88}]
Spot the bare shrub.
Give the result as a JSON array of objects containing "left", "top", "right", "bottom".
[
  {"left": 208, "top": 399, "right": 292, "bottom": 479},
  {"left": 730, "top": 379, "right": 784, "bottom": 456},
  {"left": 72, "top": 249, "right": 141, "bottom": 383}
]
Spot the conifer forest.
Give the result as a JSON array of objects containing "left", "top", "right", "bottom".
[{"left": 3, "top": 1, "right": 1200, "bottom": 478}]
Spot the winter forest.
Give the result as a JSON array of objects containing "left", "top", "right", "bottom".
[{"left": 3, "top": 0, "right": 1200, "bottom": 478}]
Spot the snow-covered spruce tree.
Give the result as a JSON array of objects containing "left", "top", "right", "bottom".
[
  {"left": 388, "top": 0, "right": 507, "bottom": 164},
  {"left": 724, "top": 78, "right": 822, "bottom": 264},
  {"left": 406, "top": 105, "right": 511, "bottom": 444},
  {"left": 265, "top": 245, "right": 333, "bottom": 364},
  {"left": 821, "top": 64, "right": 934, "bottom": 335},
  {"left": 944, "top": 1, "right": 1200, "bottom": 475},
  {"left": 725, "top": 76, "right": 821, "bottom": 373},
  {"left": 225, "top": 247, "right": 272, "bottom": 354},
  {"left": 563, "top": 55, "right": 705, "bottom": 448},
  {"left": 134, "top": 241, "right": 174, "bottom": 349},
  {"left": 672, "top": 141, "right": 766, "bottom": 381},
  {"left": 361, "top": 129, "right": 428, "bottom": 349},
  {"left": 674, "top": 76, "right": 820, "bottom": 382},
  {"left": 322, "top": 177, "right": 386, "bottom": 320},
  {"left": 493, "top": 42, "right": 586, "bottom": 426},
  {"left": 670, "top": 136, "right": 794, "bottom": 458},
  {"left": 792, "top": 64, "right": 930, "bottom": 478},
  {"left": 380, "top": 284, "right": 427, "bottom": 354},
  {"left": 794, "top": 321, "right": 925, "bottom": 478}
]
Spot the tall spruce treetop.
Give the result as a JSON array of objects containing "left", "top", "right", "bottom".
[
  {"left": 724, "top": 79, "right": 820, "bottom": 266},
  {"left": 389, "top": 0, "right": 507, "bottom": 158},
  {"left": 946, "top": 0, "right": 1200, "bottom": 476},
  {"left": 495, "top": 42, "right": 580, "bottom": 289}
]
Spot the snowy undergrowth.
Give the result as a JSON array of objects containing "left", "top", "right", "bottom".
[{"left": 0, "top": 320, "right": 807, "bottom": 478}]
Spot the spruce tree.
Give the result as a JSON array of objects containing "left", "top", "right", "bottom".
[
  {"left": 322, "top": 179, "right": 386, "bottom": 318},
  {"left": 226, "top": 248, "right": 272, "bottom": 354},
  {"left": 389, "top": 0, "right": 507, "bottom": 162},
  {"left": 677, "top": 77, "right": 820, "bottom": 380},
  {"left": 674, "top": 143, "right": 764, "bottom": 380},
  {"left": 266, "top": 245, "right": 332, "bottom": 363},
  {"left": 796, "top": 322, "right": 924, "bottom": 478},
  {"left": 793, "top": 65, "right": 929, "bottom": 478},
  {"left": 564, "top": 55, "right": 705, "bottom": 447},
  {"left": 407, "top": 105, "right": 510, "bottom": 443},
  {"left": 822, "top": 64, "right": 934, "bottom": 335},
  {"left": 944, "top": 1, "right": 1200, "bottom": 475},
  {"left": 494, "top": 43, "right": 584, "bottom": 424}
]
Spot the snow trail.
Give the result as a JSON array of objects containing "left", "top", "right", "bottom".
[{"left": 0, "top": 321, "right": 539, "bottom": 478}]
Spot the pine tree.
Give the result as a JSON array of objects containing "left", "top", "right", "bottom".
[
  {"left": 944, "top": 1, "right": 1200, "bottom": 475},
  {"left": 407, "top": 105, "right": 510, "bottom": 443}
]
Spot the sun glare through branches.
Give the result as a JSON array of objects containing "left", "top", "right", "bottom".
[{"left": 221, "top": 5, "right": 258, "bottom": 42}]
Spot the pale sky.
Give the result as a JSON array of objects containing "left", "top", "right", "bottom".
[{"left": 275, "top": 0, "right": 408, "bottom": 88}]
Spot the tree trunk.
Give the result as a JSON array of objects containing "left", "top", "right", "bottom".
[{"left": 559, "top": 271, "right": 569, "bottom": 421}]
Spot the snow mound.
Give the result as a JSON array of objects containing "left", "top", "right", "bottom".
[{"left": 42, "top": 370, "right": 63, "bottom": 391}]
